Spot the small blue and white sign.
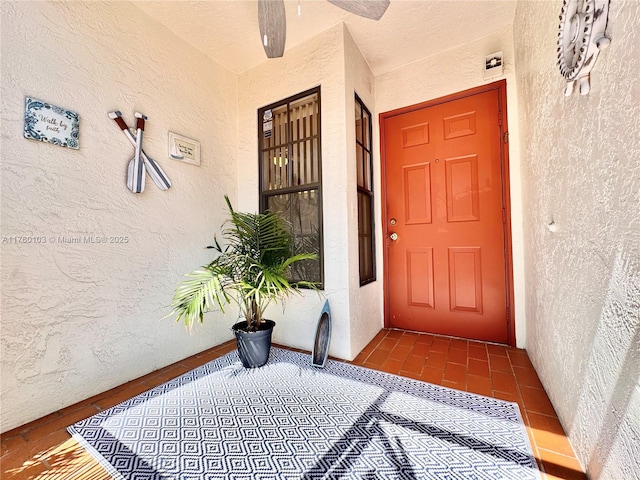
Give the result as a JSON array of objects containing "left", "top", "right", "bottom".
[
  {"left": 23, "top": 97, "right": 79, "bottom": 149},
  {"left": 263, "top": 108, "right": 273, "bottom": 138}
]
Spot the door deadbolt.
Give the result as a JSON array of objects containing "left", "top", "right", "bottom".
[
  {"left": 390, "top": 232, "right": 398, "bottom": 241},
  {"left": 389, "top": 218, "right": 397, "bottom": 226}
]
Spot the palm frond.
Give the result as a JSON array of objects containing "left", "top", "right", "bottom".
[
  {"left": 168, "top": 195, "right": 318, "bottom": 332},
  {"left": 168, "top": 267, "right": 233, "bottom": 331}
]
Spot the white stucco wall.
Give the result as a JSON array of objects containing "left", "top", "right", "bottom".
[
  {"left": 0, "top": 1, "right": 238, "bottom": 432},
  {"left": 343, "top": 27, "right": 385, "bottom": 357},
  {"left": 374, "top": 28, "right": 527, "bottom": 347},
  {"left": 513, "top": 1, "right": 640, "bottom": 478},
  {"left": 236, "top": 25, "right": 353, "bottom": 359}
]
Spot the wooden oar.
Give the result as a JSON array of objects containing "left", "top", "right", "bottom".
[
  {"left": 130, "top": 112, "right": 146, "bottom": 193},
  {"left": 108, "top": 111, "right": 171, "bottom": 191},
  {"left": 126, "top": 156, "right": 144, "bottom": 193}
]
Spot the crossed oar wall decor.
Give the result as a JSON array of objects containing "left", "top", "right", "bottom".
[{"left": 108, "top": 111, "right": 171, "bottom": 193}]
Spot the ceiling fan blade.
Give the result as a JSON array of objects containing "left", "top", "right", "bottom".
[
  {"left": 258, "top": 0, "right": 286, "bottom": 58},
  {"left": 326, "top": 0, "right": 390, "bottom": 20}
]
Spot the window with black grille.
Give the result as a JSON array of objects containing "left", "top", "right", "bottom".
[{"left": 258, "top": 87, "right": 323, "bottom": 287}]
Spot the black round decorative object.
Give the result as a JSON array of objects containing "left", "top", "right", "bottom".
[
  {"left": 232, "top": 320, "right": 276, "bottom": 368},
  {"left": 557, "top": 0, "right": 610, "bottom": 96}
]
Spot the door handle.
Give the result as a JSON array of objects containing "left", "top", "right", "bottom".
[{"left": 389, "top": 232, "right": 398, "bottom": 241}]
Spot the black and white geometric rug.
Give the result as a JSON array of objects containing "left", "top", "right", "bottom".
[{"left": 68, "top": 348, "right": 540, "bottom": 479}]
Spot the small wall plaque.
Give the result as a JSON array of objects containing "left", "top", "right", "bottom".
[
  {"left": 169, "top": 132, "right": 200, "bottom": 166},
  {"left": 23, "top": 97, "right": 79, "bottom": 149},
  {"left": 484, "top": 52, "right": 503, "bottom": 80}
]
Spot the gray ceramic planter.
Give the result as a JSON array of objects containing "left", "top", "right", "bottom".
[{"left": 232, "top": 320, "right": 276, "bottom": 368}]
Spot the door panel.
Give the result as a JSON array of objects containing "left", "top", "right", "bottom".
[
  {"left": 403, "top": 163, "right": 432, "bottom": 224},
  {"left": 448, "top": 247, "right": 483, "bottom": 313},
  {"left": 407, "top": 248, "right": 434, "bottom": 308},
  {"left": 445, "top": 154, "right": 480, "bottom": 222},
  {"left": 383, "top": 88, "right": 509, "bottom": 344},
  {"left": 401, "top": 122, "right": 430, "bottom": 148},
  {"left": 443, "top": 111, "right": 477, "bottom": 139}
]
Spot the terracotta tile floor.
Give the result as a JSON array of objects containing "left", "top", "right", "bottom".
[{"left": 1, "top": 330, "right": 586, "bottom": 479}]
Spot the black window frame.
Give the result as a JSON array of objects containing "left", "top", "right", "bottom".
[
  {"left": 355, "top": 93, "right": 376, "bottom": 286},
  {"left": 258, "top": 86, "right": 324, "bottom": 289}
]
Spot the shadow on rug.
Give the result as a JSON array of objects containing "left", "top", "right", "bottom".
[{"left": 68, "top": 348, "right": 540, "bottom": 479}]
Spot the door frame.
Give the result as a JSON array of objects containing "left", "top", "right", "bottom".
[{"left": 379, "top": 80, "right": 516, "bottom": 346}]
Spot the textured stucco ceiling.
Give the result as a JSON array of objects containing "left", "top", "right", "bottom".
[{"left": 133, "top": 0, "right": 517, "bottom": 76}]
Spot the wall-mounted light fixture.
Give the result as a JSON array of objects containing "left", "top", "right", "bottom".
[{"left": 273, "top": 148, "right": 288, "bottom": 167}]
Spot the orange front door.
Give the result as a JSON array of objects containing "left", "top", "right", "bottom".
[{"left": 382, "top": 87, "right": 511, "bottom": 344}]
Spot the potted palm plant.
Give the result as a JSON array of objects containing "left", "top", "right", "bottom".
[{"left": 169, "top": 195, "right": 317, "bottom": 368}]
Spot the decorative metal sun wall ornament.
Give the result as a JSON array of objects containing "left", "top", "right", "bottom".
[{"left": 557, "top": 0, "right": 611, "bottom": 96}]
